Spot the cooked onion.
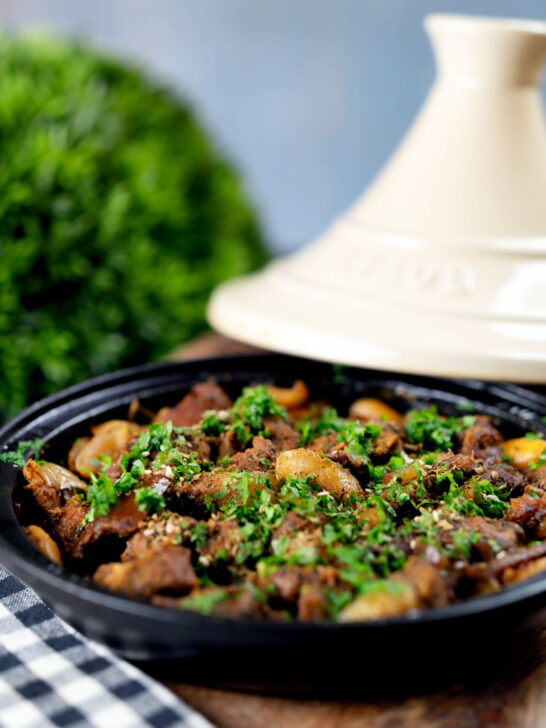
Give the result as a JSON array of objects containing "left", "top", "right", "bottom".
[
  {"left": 25, "top": 525, "right": 62, "bottom": 565},
  {"left": 70, "top": 420, "right": 140, "bottom": 478},
  {"left": 35, "top": 461, "right": 87, "bottom": 492},
  {"left": 503, "top": 437, "right": 546, "bottom": 470},
  {"left": 266, "top": 381, "right": 309, "bottom": 410},
  {"left": 349, "top": 398, "right": 403, "bottom": 425},
  {"left": 338, "top": 583, "right": 418, "bottom": 621},
  {"left": 276, "top": 448, "right": 362, "bottom": 501}
]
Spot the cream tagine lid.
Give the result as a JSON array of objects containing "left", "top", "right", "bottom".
[{"left": 208, "top": 14, "right": 546, "bottom": 382}]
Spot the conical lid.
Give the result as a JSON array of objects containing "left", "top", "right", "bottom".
[{"left": 208, "top": 15, "right": 546, "bottom": 382}]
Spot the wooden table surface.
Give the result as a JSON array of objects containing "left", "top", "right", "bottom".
[{"left": 153, "top": 333, "right": 546, "bottom": 728}]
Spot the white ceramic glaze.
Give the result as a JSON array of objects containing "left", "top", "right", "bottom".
[{"left": 208, "top": 14, "right": 546, "bottom": 382}]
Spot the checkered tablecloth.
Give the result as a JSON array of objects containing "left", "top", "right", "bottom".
[{"left": 0, "top": 567, "right": 214, "bottom": 728}]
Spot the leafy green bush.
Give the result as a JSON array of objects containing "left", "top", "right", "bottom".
[{"left": 0, "top": 34, "right": 268, "bottom": 420}]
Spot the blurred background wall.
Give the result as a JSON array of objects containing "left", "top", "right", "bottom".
[{"left": 3, "top": 0, "right": 545, "bottom": 254}]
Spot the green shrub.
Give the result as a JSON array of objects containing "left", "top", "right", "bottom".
[{"left": 0, "top": 34, "right": 268, "bottom": 420}]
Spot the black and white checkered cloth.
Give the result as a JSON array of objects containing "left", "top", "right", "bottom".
[{"left": 0, "top": 567, "right": 214, "bottom": 728}]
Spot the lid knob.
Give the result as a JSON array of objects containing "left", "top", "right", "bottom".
[
  {"left": 425, "top": 14, "right": 546, "bottom": 87},
  {"left": 350, "top": 14, "right": 546, "bottom": 239}
]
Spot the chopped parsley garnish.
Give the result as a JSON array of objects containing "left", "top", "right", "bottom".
[
  {"left": 405, "top": 407, "right": 475, "bottom": 451},
  {"left": 171, "top": 452, "right": 202, "bottom": 483},
  {"left": 296, "top": 406, "right": 344, "bottom": 446},
  {"left": 180, "top": 590, "right": 229, "bottom": 615},
  {"left": 229, "top": 385, "right": 287, "bottom": 445},
  {"left": 337, "top": 420, "right": 381, "bottom": 463},
  {"left": 134, "top": 486, "right": 166, "bottom": 513},
  {"left": 190, "top": 521, "right": 209, "bottom": 548},
  {"left": 200, "top": 411, "right": 226, "bottom": 436},
  {"left": 82, "top": 421, "right": 180, "bottom": 523},
  {"left": 443, "top": 476, "right": 509, "bottom": 518},
  {"left": 83, "top": 473, "right": 118, "bottom": 523},
  {"left": 529, "top": 449, "right": 546, "bottom": 471},
  {"left": 0, "top": 438, "right": 44, "bottom": 468}
]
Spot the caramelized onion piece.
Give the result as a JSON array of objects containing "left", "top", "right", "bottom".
[
  {"left": 266, "top": 381, "right": 309, "bottom": 410},
  {"left": 25, "top": 525, "right": 62, "bottom": 565},
  {"left": 503, "top": 437, "right": 546, "bottom": 470},
  {"left": 338, "top": 583, "right": 418, "bottom": 622},
  {"left": 382, "top": 464, "right": 417, "bottom": 487},
  {"left": 32, "top": 461, "right": 87, "bottom": 493},
  {"left": 349, "top": 398, "right": 403, "bottom": 425},
  {"left": 70, "top": 420, "right": 140, "bottom": 478},
  {"left": 67, "top": 437, "right": 89, "bottom": 472},
  {"left": 276, "top": 448, "right": 362, "bottom": 501}
]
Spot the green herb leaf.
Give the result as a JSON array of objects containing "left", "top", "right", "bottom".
[
  {"left": 0, "top": 439, "right": 44, "bottom": 468},
  {"left": 405, "top": 407, "right": 475, "bottom": 451},
  {"left": 229, "top": 386, "right": 286, "bottom": 445},
  {"left": 134, "top": 486, "right": 166, "bottom": 514}
]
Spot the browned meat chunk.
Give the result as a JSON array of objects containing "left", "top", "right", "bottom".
[
  {"left": 217, "top": 430, "right": 240, "bottom": 460},
  {"left": 176, "top": 470, "right": 275, "bottom": 509},
  {"left": 370, "top": 422, "right": 401, "bottom": 459},
  {"left": 474, "top": 462, "right": 525, "bottom": 495},
  {"left": 527, "top": 465, "right": 546, "bottom": 494},
  {"left": 210, "top": 587, "right": 268, "bottom": 619},
  {"left": 94, "top": 545, "right": 198, "bottom": 597},
  {"left": 298, "top": 584, "right": 329, "bottom": 621},
  {"left": 23, "top": 460, "right": 63, "bottom": 512},
  {"left": 465, "top": 541, "right": 546, "bottom": 581},
  {"left": 503, "top": 556, "right": 546, "bottom": 584},
  {"left": 311, "top": 422, "right": 400, "bottom": 469},
  {"left": 455, "top": 517, "right": 523, "bottom": 561},
  {"left": 272, "top": 512, "right": 320, "bottom": 542},
  {"left": 172, "top": 431, "right": 212, "bottom": 463},
  {"left": 230, "top": 436, "right": 276, "bottom": 472},
  {"left": 49, "top": 497, "right": 89, "bottom": 556},
  {"left": 270, "top": 517, "right": 324, "bottom": 562},
  {"left": 263, "top": 416, "right": 300, "bottom": 452},
  {"left": 434, "top": 452, "right": 476, "bottom": 476},
  {"left": 121, "top": 513, "right": 198, "bottom": 561},
  {"left": 395, "top": 556, "right": 449, "bottom": 608},
  {"left": 309, "top": 433, "right": 348, "bottom": 462},
  {"left": 121, "top": 531, "right": 152, "bottom": 561},
  {"left": 458, "top": 416, "right": 503, "bottom": 460},
  {"left": 139, "top": 470, "right": 172, "bottom": 495},
  {"left": 188, "top": 432, "right": 212, "bottom": 462},
  {"left": 505, "top": 493, "right": 546, "bottom": 539},
  {"left": 154, "top": 381, "right": 232, "bottom": 427},
  {"left": 199, "top": 518, "right": 242, "bottom": 562},
  {"left": 269, "top": 513, "right": 328, "bottom": 568},
  {"left": 260, "top": 564, "right": 338, "bottom": 604},
  {"left": 382, "top": 452, "right": 476, "bottom": 491},
  {"left": 71, "top": 495, "right": 143, "bottom": 560},
  {"left": 266, "top": 566, "right": 304, "bottom": 602}
]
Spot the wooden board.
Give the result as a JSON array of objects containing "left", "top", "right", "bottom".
[{"left": 155, "top": 334, "right": 546, "bottom": 728}]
